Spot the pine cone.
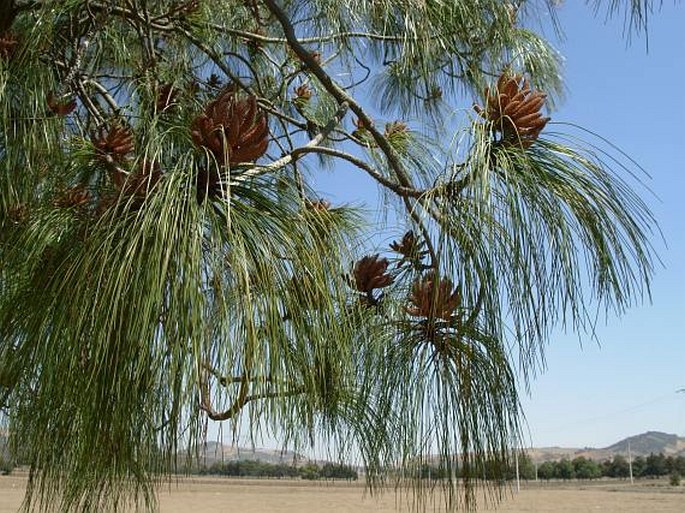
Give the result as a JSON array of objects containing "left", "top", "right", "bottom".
[
  {"left": 6, "top": 203, "right": 29, "bottom": 224},
  {"left": 294, "top": 84, "right": 313, "bottom": 101},
  {"left": 190, "top": 90, "right": 269, "bottom": 167},
  {"left": 474, "top": 72, "right": 550, "bottom": 148},
  {"left": 54, "top": 186, "right": 90, "bottom": 209},
  {"left": 0, "top": 31, "right": 18, "bottom": 60},
  {"left": 384, "top": 121, "right": 410, "bottom": 150},
  {"left": 156, "top": 84, "right": 179, "bottom": 113},
  {"left": 178, "top": 0, "right": 201, "bottom": 14},
  {"left": 293, "top": 84, "right": 313, "bottom": 110},
  {"left": 207, "top": 73, "right": 223, "bottom": 89},
  {"left": 195, "top": 166, "right": 222, "bottom": 203},
  {"left": 390, "top": 230, "right": 426, "bottom": 262},
  {"left": 352, "top": 255, "right": 393, "bottom": 293},
  {"left": 406, "top": 272, "right": 461, "bottom": 321},
  {"left": 352, "top": 117, "right": 375, "bottom": 145},
  {"left": 305, "top": 199, "right": 331, "bottom": 211},
  {"left": 113, "top": 160, "right": 163, "bottom": 200},
  {"left": 93, "top": 124, "right": 134, "bottom": 162},
  {"left": 47, "top": 92, "right": 76, "bottom": 116}
]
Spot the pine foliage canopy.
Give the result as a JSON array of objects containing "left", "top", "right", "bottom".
[{"left": 0, "top": 1, "right": 660, "bottom": 511}]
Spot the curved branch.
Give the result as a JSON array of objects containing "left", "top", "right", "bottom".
[
  {"left": 291, "top": 146, "right": 425, "bottom": 199},
  {"left": 199, "top": 371, "right": 305, "bottom": 422},
  {"left": 261, "top": 0, "right": 412, "bottom": 190},
  {"left": 231, "top": 101, "right": 350, "bottom": 183}
]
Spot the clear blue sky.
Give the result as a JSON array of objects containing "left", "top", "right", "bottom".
[
  {"left": 513, "top": 2, "right": 685, "bottom": 449},
  {"left": 312, "top": 3, "right": 685, "bottom": 450}
]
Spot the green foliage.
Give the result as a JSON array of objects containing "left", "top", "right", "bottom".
[
  {"left": 537, "top": 461, "right": 556, "bottom": 481},
  {"left": 669, "top": 473, "right": 681, "bottom": 487},
  {"left": 516, "top": 453, "right": 537, "bottom": 481},
  {"left": 572, "top": 457, "right": 602, "bottom": 480},
  {"left": 554, "top": 459, "right": 575, "bottom": 480},
  {"left": 198, "top": 460, "right": 358, "bottom": 481},
  {"left": 299, "top": 463, "right": 321, "bottom": 481},
  {"left": 0, "top": 0, "right": 662, "bottom": 512},
  {"left": 0, "top": 456, "right": 14, "bottom": 475},
  {"left": 533, "top": 453, "right": 685, "bottom": 481},
  {"left": 645, "top": 452, "right": 669, "bottom": 476}
]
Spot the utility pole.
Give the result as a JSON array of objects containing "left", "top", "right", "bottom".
[
  {"left": 515, "top": 449, "right": 520, "bottom": 493},
  {"left": 628, "top": 441, "right": 634, "bottom": 485}
]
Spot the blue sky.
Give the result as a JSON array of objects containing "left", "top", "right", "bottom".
[
  {"left": 311, "top": 3, "right": 685, "bottom": 450},
  {"left": 513, "top": 2, "right": 685, "bottom": 448}
]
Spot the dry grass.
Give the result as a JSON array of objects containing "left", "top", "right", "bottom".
[{"left": 0, "top": 474, "right": 683, "bottom": 512}]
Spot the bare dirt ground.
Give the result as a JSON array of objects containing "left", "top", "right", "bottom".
[{"left": 0, "top": 474, "right": 683, "bottom": 512}]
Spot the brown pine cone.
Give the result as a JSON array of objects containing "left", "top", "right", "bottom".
[
  {"left": 156, "top": 83, "right": 179, "bottom": 113},
  {"left": 93, "top": 124, "right": 134, "bottom": 162},
  {"left": 6, "top": 203, "right": 29, "bottom": 224},
  {"left": 406, "top": 272, "right": 461, "bottom": 321},
  {"left": 113, "top": 160, "right": 163, "bottom": 199},
  {"left": 47, "top": 92, "right": 77, "bottom": 117},
  {"left": 390, "top": 230, "right": 426, "bottom": 265},
  {"left": 474, "top": 72, "right": 551, "bottom": 148},
  {"left": 305, "top": 199, "right": 331, "bottom": 211},
  {"left": 294, "top": 84, "right": 313, "bottom": 101},
  {"left": 352, "top": 255, "right": 394, "bottom": 293},
  {"left": 190, "top": 90, "right": 268, "bottom": 167},
  {"left": 0, "top": 31, "right": 18, "bottom": 60},
  {"left": 54, "top": 186, "right": 90, "bottom": 209},
  {"left": 195, "top": 166, "right": 222, "bottom": 203}
]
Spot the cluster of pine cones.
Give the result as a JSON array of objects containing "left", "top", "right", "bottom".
[
  {"left": 350, "top": 232, "right": 461, "bottom": 324},
  {"left": 77, "top": 88, "right": 270, "bottom": 210}
]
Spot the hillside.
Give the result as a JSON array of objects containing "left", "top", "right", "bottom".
[
  {"left": 527, "top": 431, "right": 685, "bottom": 463},
  {"left": 193, "top": 431, "right": 685, "bottom": 468},
  {"left": 191, "top": 441, "right": 304, "bottom": 467},
  {"left": 606, "top": 431, "right": 685, "bottom": 456}
]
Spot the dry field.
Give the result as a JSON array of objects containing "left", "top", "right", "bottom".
[{"left": 0, "top": 474, "right": 683, "bottom": 512}]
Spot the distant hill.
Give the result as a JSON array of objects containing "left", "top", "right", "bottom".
[
  {"left": 189, "top": 441, "right": 305, "bottom": 467},
  {"left": 606, "top": 431, "right": 685, "bottom": 455},
  {"left": 527, "top": 431, "right": 685, "bottom": 463}
]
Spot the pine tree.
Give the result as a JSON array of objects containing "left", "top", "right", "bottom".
[{"left": 0, "top": 1, "right": 659, "bottom": 511}]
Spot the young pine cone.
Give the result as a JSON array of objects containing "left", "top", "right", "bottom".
[
  {"left": 112, "top": 160, "right": 163, "bottom": 200},
  {"left": 406, "top": 272, "right": 461, "bottom": 321},
  {"left": 390, "top": 230, "right": 425, "bottom": 262},
  {"left": 190, "top": 90, "right": 268, "bottom": 167},
  {"left": 47, "top": 92, "right": 77, "bottom": 117},
  {"left": 474, "top": 72, "right": 550, "bottom": 148},
  {"left": 352, "top": 255, "right": 394, "bottom": 293},
  {"left": 305, "top": 199, "right": 331, "bottom": 212},
  {"left": 156, "top": 83, "right": 179, "bottom": 113},
  {"left": 0, "top": 30, "right": 18, "bottom": 60},
  {"left": 93, "top": 124, "right": 134, "bottom": 162},
  {"left": 294, "top": 84, "right": 313, "bottom": 101},
  {"left": 54, "top": 186, "right": 90, "bottom": 209}
]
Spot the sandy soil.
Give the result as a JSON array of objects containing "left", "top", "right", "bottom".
[{"left": 0, "top": 474, "right": 683, "bottom": 512}]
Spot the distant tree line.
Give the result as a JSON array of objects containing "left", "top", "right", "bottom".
[
  {"left": 197, "top": 460, "right": 358, "bottom": 481},
  {"left": 536, "top": 453, "right": 685, "bottom": 481},
  {"left": 0, "top": 455, "right": 14, "bottom": 475},
  {"left": 414, "top": 452, "right": 685, "bottom": 482}
]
